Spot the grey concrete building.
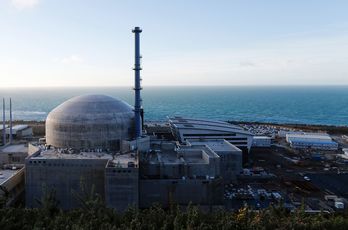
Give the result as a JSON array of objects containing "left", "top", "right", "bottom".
[
  {"left": 139, "top": 141, "right": 223, "bottom": 208},
  {"left": 0, "top": 167, "right": 25, "bottom": 207},
  {"left": 168, "top": 117, "right": 253, "bottom": 165},
  {"left": 0, "top": 144, "right": 28, "bottom": 165},
  {"left": 25, "top": 149, "right": 111, "bottom": 209},
  {"left": 6, "top": 125, "right": 33, "bottom": 139},
  {"left": 0, "top": 144, "right": 27, "bottom": 206},
  {"left": 25, "top": 138, "right": 225, "bottom": 210},
  {"left": 252, "top": 136, "right": 272, "bottom": 147},
  {"left": 105, "top": 154, "right": 139, "bottom": 211},
  {"left": 187, "top": 139, "right": 243, "bottom": 182}
]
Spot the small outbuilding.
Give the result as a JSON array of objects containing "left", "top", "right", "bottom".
[{"left": 286, "top": 133, "right": 338, "bottom": 150}]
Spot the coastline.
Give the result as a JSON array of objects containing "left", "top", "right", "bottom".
[
  {"left": 228, "top": 120, "right": 348, "bottom": 134},
  {"left": 5, "top": 119, "right": 348, "bottom": 136}
]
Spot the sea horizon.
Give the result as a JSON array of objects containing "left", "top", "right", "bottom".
[
  {"left": 1, "top": 85, "right": 348, "bottom": 89},
  {"left": 1, "top": 85, "right": 348, "bottom": 127}
]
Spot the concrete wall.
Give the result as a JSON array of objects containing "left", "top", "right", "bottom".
[
  {"left": 46, "top": 118, "right": 133, "bottom": 150},
  {"left": 124, "top": 136, "right": 150, "bottom": 153},
  {"left": 139, "top": 178, "right": 223, "bottom": 208},
  {"left": 218, "top": 152, "right": 242, "bottom": 182},
  {"left": 105, "top": 165, "right": 139, "bottom": 212},
  {"left": 141, "top": 158, "right": 220, "bottom": 180},
  {"left": 25, "top": 158, "right": 108, "bottom": 209},
  {"left": 0, "top": 168, "right": 25, "bottom": 207},
  {"left": 28, "top": 143, "right": 40, "bottom": 155}
]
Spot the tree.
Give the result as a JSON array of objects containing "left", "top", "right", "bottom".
[{"left": 35, "top": 185, "right": 59, "bottom": 217}]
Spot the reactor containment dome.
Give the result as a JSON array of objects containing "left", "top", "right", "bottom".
[{"left": 46, "top": 94, "right": 135, "bottom": 150}]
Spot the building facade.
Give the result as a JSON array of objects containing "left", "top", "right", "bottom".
[
  {"left": 286, "top": 133, "right": 338, "bottom": 150},
  {"left": 169, "top": 117, "right": 252, "bottom": 165}
]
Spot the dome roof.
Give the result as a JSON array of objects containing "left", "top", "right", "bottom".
[
  {"left": 47, "top": 94, "right": 133, "bottom": 121},
  {"left": 46, "top": 94, "right": 135, "bottom": 150}
]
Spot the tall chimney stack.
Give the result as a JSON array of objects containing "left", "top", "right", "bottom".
[
  {"left": 132, "top": 27, "right": 143, "bottom": 138},
  {"left": 9, "top": 98, "right": 13, "bottom": 144},
  {"left": 2, "top": 98, "right": 6, "bottom": 145}
]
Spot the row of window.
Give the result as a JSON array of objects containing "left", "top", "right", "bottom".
[
  {"left": 224, "top": 137, "right": 247, "bottom": 141},
  {"left": 227, "top": 141, "right": 247, "bottom": 145},
  {"left": 291, "top": 142, "right": 337, "bottom": 146},
  {"left": 112, "top": 169, "right": 132, "bottom": 173},
  {"left": 29, "top": 160, "right": 46, "bottom": 164},
  {"left": 29, "top": 160, "right": 94, "bottom": 167},
  {"left": 183, "top": 133, "right": 237, "bottom": 137},
  {"left": 11, "top": 156, "right": 21, "bottom": 162}
]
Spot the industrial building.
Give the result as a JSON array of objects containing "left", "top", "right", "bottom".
[
  {"left": 25, "top": 95, "right": 242, "bottom": 210},
  {"left": 168, "top": 117, "right": 253, "bottom": 164},
  {"left": 25, "top": 146, "right": 112, "bottom": 209},
  {"left": 0, "top": 166, "right": 25, "bottom": 206},
  {"left": 0, "top": 144, "right": 27, "bottom": 206},
  {"left": 26, "top": 137, "right": 226, "bottom": 210},
  {"left": 252, "top": 136, "right": 272, "bottom": 147},
  {"left": 6, "top": 125, "right": 32, "bottom": 139},
  {"left": 187, "top": 139, "right": 242, "bottom": 182},
  {"left": 286, "top": 133, "right": 338, "bottom": 150},
  {"left": 24, "top": 27, "right": 247, "bottom": 211},
  {"left": 0, "top": 125, "right": 8, "bottom": 145},
  {"left": 138, "top": 140, "right": 223, "bottom": 209},
  {"left": 105, "top": 154, "right": 139, "bottom": 211},
  {"left": 277, "top": 130, "right": 304, "bottom": 138},
  {"left": 0, "top": 144, "right": 28, "bottom": 165}
]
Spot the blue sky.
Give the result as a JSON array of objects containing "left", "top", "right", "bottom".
[{"left": 1, "top": 0, "right": 348, "bottom": 87}]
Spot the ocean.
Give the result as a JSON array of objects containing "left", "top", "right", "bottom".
[{"left": 0, "top": 86, "right": 347, "bottom": 126}]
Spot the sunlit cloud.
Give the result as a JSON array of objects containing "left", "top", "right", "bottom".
[{"left": 11, "top": 0, "right": 39, "bottom": 10}]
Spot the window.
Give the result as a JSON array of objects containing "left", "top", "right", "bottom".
[
  {"left": 225, "top": 137, "right": 247, "bottom": 141},
  {"left": 183, "top": 133, "right": 236, "bottom": 137},
  {"left": 12, "top": 156, "right": 21, "bottom": 163},
  {"left": 228, "top": 142, "right": 247, "bottom": 145}
]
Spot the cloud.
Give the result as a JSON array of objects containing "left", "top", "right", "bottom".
[
  {"left": 239, "top": 61, "right": 256, "bottom": 67},
  {"left": 58, "top": 55, "right": 84, "bottom": 64},
  {"left": 143, "top": 34, "right": 348, "bottom": 85},
  {"left": 11, "top": 0, "right": 39, "bottom": 10}
]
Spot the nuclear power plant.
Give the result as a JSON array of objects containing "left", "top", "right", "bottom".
[{"left": 24, "top": 27, "right": 252, "bottom": 210}]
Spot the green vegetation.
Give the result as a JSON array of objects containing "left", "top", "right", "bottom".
[
  {"left": 1, "top": 203, "right": 348, "bottom": 230},
  {"left": 1, "top": 185, "right": 348, "bottom": 229}
]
